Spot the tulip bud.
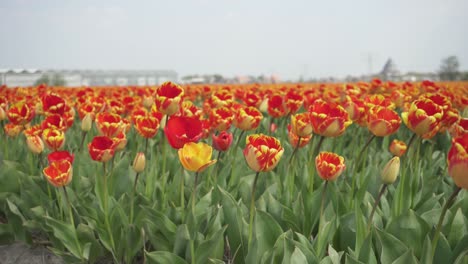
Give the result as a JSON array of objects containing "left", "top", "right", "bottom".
[
  {"left": 26, "top": 135, "right": 44, "bottom": 155},
  {"left": 132, "top": 152, "right": 146, "bottom": 173},
  {"left": 389, "top": 139, "right": 407, "bottom": 157},
  {"left": 0, "top": 107, "right": 6, "bottom": 121},
  {"left": 81, "top": 113, "right": 93, "bottom": 132},
  {"left": 381, "top": 156, "right": 400, "bottom": 184},
  {"left": 142, "top": 96, "right": 154, "bottom": 109},
  {"left": 212, "top": 131, "right": 233, "bottom": 152}
]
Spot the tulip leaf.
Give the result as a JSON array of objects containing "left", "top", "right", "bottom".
[
  {"left": 391, "top": 249, "right": 418, "bottom": 264},
  {"left": 448, "top": 208, "right": 467, "bottom": 249},
  {"left": 345, "top": 254, "right": 366, "bottom": 264},
  {"left": 374, "top": 228, "right": 408, "bottom": 263},
  {"left": 290, "top": 247, "right": 308, "bottom": 264},
  {"left": 45, "top": 216, "right": 84, "bottom": 260},
  {"left": 195, "top": 225, "right": 227, "bottom": 264},
  {"left": 451, "top": 236, "right": 468, "bottom": 264},
  {"left": 386, "top": 209, "right": 429, "bottom": 258},
  {"left": 145, "top": 251, "right": 188, "bottom": 264}
]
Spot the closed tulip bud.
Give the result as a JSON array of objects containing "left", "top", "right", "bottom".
[
  {"left": 81, "top": 113, "right": 93, "bottom": 132},
  {"left": 26, "top": 135, "right": 44, "bottom": 155},
  {"left": 0, "top": 107, "right": 6, "bottom": 120},
  {"left": 132, "top": 152, "right": 146, "bottom": 173},
  {"left": 381, "top": 156, "right": 400, "bottom": 184}
]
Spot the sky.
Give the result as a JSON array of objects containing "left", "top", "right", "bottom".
[{"left": 0, "top": 0, "right": 467, "bottom": 80}]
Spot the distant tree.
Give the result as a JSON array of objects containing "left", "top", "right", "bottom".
[
  {"left": 439, "top": 56, "right": 460, "bottom": 81},
  {"left": 34, "top": 73, "right": 67, "bottom": 86}
]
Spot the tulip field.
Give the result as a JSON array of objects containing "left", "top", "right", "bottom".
[{"left": 0, "top": 81, "right": 467, "bottom": 264}]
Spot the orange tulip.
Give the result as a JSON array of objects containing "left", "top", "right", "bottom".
[
  {"left": 43, "top": 160, "right": 73, "bottom": 187},
  {"left": 4, "top": 123, "right": 23, "bottom": 137},
  {"left": 42, "top": 128, "right": 65, "bottom": 151},
  {"left": 134, "top": 115, "right": 160, "bottom": 138},
  {"left": 448, "top": 134, "right": 468, "bottom": 189},
  {"left": 178, "top": 142, "right": 217, "bottom": 173},
  {"left": 243, "top": 134, "right": 284, "bottom": 172},
  {"left": 389, "top": 139, "right": 407, "bottom": 157},
  {"left": 155, "top": 81, "right": 184, "bottom": 116},
  {"left": 367, "top": 106, "right": 401, "bottom": 137},
  {"left": 315, "top": 152, "right": 346, "bottom": 181},
  {"left": 209, "top": 107, "right": 234, "bottom": 131},
  {"left": 233, "top": 106, "right": 263, "bottom": 131},
  {"left": 309, "top": 99, "right": 352, "bottom": 137},
  {"left": 290, "top": 112, "right": 313, "bottom": 137},
  {"left": 95, "top": 112, "right": 123, "bottom": 137},
  {"left": 450, "top": 118, "right": 468, "bottom": 138},
  {"left": 401, "top": 98, "right": 443, "bottom": 139},
  {"left": 287, "top": 125, "right": 311, "bottom": 148},
  {"left": 88, "top": 136, "right": 116, "bottom": 162},
  {"left": 7, "top": 102, "right": 35, "bottom": 126}
]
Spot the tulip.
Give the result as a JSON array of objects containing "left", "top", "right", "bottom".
[
  {"left": 155, "top": 81, "right": 184, "bottom": 116},
  {"left": 290, "top": 113, "right": 313, "bottom": 137},
  {"left": 134, "top": 115, "right": 160, "bottom": 138},
  {"left": 209, "top": 107, "right": 234, "bottom": 132},
  {"left": 81, "top": 113, "right": 93, "bottom": 132},
  {"left": 95, "top": 112, "right": 123, "bottom": 138},
  {"left": 88, "top": 136, "right": 116, "bottom": 162},
  {"left": 284, "top": 89, "right": 303, "bottom": 115},
  {"left": 267, "top": 94, "right": 287, "bottom": 118},
  {"left": 165, "top": 116, "right": 203, "bottom": 149},
  {"left": 7, "top": 102, "right": 35, "bottom": 126},
  {"left": 287, "top": 125, "right": 311, "bottom": 148},
  {"left": 41, "top": 114, "right": 66, "bottom": 131},
  {"left": 42, "top": 128, "right": 66, "bottom": 151},
  {"left": 132, "top": 152, "right": 146, "bottom": 173},
  {"left": 315, "top": 152, "right": 346, "bottom": 181},
  {"left": 243, "top": 134, "right": 284, "bottom": 172},
  {"left": 26, "top": 135, "right": 44, "bottom": 155},
  {"left": 43, "top": 160, "right": 73, "bottom": 187},
  {"left": 389, "top": 139, "right": 407, "bottom": 157},
  {"left": 48, "top": 151, "right": 75, "bottom": 164},
  {"left": 449, "top": 117, "right": 468, "bottom": 138},
  {"left": 212, "top": 131, "right": 233, "bottom": 152},
  {"left": 309, "top": 99, "right": 352, "bottom": 137},
  {"left": 42, "top": 93, "right": 66, "bottom": 116},
  {"left": 0, "top": 106, "right": 6, "bottom": 121},
  {"left": 448, "top": 134, "right": 468, "bottom": 189},
  {"left": 401, "top": 98, "right": 443, "bottom": 139},
  {"left": 178, "top": 142, "right": 217, "bottom": 173},
  {"left": 367, "top": 106, "right": 401, "bottom": 137},
  {"left": 381, "top": 156, "right": 400, "bottom": 184},
  {"left": 233, "top": 106, "right": 263, "bottom": 131},
  {"left": 4, "top": 123, "right": 23, "bottom": 137}
]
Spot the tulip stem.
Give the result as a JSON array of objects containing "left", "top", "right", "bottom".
[
  {"left": 144, "top": 137, "right": 149, "bottom": 158},
  {"left": 211, "top": 151, "right": 222, "bottom": 186},
  {"left": 130, "top": 172, "right": 140, "bottom": 223},
  {"left": 367, "top": 184, "right": 387, "bottom": 233},
  {"left": 288, "top": 137, "right": 302, "bottom": 165},
  {"left": 431, "top": 186, "right": 461, "bottom": 261},
  {"left": 78, "top": 131, "right": 87, "bottom": 152},
  {"left": 63, "top": 186, "right": 83, "bottom": 260},
  {"left": 248, "top": 171, "right": 260, "bottom": 248},
  {"left": 287, "top": 137, "right": 301, "bottom": 201},
  {"left": 405, "top": 133, "right": 417, "bottom": 157},
  {"left": 307, "top": 135, "right": 316, "bottom": 191},
  {"left": 314, "top": 136, "right": 325, "bottom": 158},
  {"left": 102, "top": 163, "right": 117, "bottom": 261},
  {"left": 320, "top": 181, "right": 329, "bottom": 221},
  {"left": 192, "top": 172, "right": 199, "bottom": 218},
  {"left": 356, "top": 134, "right": 376, "bottom": 167}
]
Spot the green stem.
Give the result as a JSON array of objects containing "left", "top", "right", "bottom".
[
  {"left": 130, "top": 172, "right": 140, "bottom": 223},
  {"left": 63, "top": 186, "right": 83, "bottom": 260},
  {"left": 431, "top": 187, "right": 461, "bottom": 261},
  {"left": 287, "top": 137, "right": 302, "bottom": 201},
  {"left": 180, "top": 167, "right": 185, "bottom": 209},
  {"left": 103, "top": 163, "right": 117, "bottom": 261},
  {"left": 307, "top": 134, "right": 316, "bottom": 191},
  {"left": 367, "top": 184, "right": 388, "bottom": 232},
  {"left": 78, "top": 131, "right": 87, "bottom": 152},
  {"left": 405, "top": 133, "right": 417, "bottom": 157},
  {"left": 248, "top": 171, "right": 260, "bottom": 248},
  {"left": 320, "top": 181, "right": 329, "bottom": 221},
  {"left": 314, "top": 135, "right": 325, "bottom": 158},
  {"left": 211, "top": 151, "right": 222, "bottom": 187},
  {"left": 192, "top": 172, "right": 199, "bottom": 218}
]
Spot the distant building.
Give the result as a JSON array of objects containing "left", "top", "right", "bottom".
[
  {"left": 379, "top": 58, "right": 400, "bottom": 81},
  {"left": 0, "top": 69, "right": 178, "bottom": 87}
]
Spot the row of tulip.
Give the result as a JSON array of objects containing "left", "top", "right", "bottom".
[{"left": 0, "top": 80, "right": 467, "bottom": 264}]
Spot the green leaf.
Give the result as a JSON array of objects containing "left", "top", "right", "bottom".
[
  {"left": 345, "top": 254, "right": 366, "bottom": 264},
  {"left": 386, "top": 210, "right": 429, "bottom": 258},
  {"left": 448, "top": 208, "right": 467, "bottom": 249},
  {"left": 45, "top": 216, "right": 84, "bottom": 260},
  {"left": 453, "top": 249, "right": 468, "bottom": 264},
  {"left": 173, "top": 224, "right": 191, "bottom": 257},
  {"left": 374, "top": 228, "right": 408, "bottom": 263},
  {"left": 195, "top": 226, "right": 227, "bottom": 263},
  {"left": 290, "top": 247, "right": 308, "bottom": 264},
  {"left": 419, "top": 235, "right": 432, "bottom": 264},
  {"left": 391, "top": 250, "right": 418, "bottom": 264},
  {"left": 145, "top": 251, "right": 188, "bottom": 264},
  {"left": 255, "top": 210, "right": 283, "bottom": 256},
  {"left": 451, "top": 236, "right": 468, "bottom": 264}
]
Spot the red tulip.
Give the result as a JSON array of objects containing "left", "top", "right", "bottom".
[
  {"left": 243, "top": 134, "right": 284, "bottom": 172},
  {"left": 212, "top": 131, "right": 233, "bottom": 152},
  {"left": 367, "top": 106, "right": 401, "bottom": 137},
  {"left": 448, "top": 134, "right": 468, "bottom": 189},
  {"left": 315, "top": 152, "right": 346, "bottom": 181},
  {"left": 88, "top": 136, "right": 116, "bottom": 162},
  {"left": 164, "top": 116, "right": 203, "bottom": 149}
]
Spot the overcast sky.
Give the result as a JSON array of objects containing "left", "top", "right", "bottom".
[{"left": 0, "top": 0, "right": 467, "bottom": 79}]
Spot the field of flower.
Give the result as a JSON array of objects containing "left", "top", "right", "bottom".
[{"left": 0, "top": 80, "right": 467, "bottom": 264}]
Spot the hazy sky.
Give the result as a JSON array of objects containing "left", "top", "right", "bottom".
[{"left": 1, "top": 0, "right": 467, "bottom": 79}]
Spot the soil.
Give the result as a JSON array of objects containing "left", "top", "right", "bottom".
[{"left": 0, "top": 242, "right": 63, "bottom": 264}]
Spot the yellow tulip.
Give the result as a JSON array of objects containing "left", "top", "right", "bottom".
[{"left": 178, "top": 142, "right": 217, "bottom": 173}]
